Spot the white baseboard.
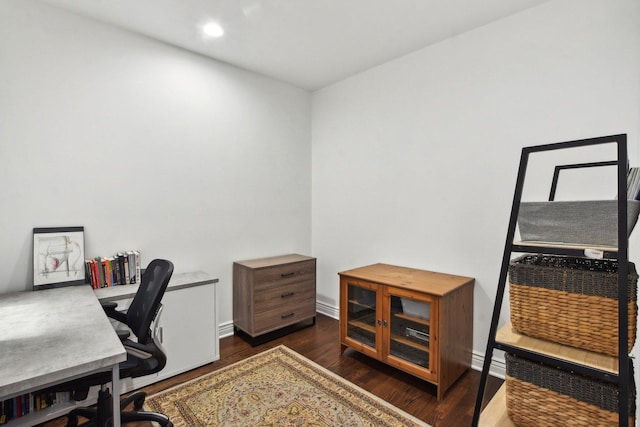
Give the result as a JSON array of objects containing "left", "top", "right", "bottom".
[
  {"left": 219, "top": 320, "right": 234, "bottom": 339},
  {"left": 218, "top": 301, "right": 338, "bottom": 339},
  {"left": 316, "top": 300, "right": 339, "bottom": 319},
  {"left": 472, "top": 350, "right": 505, "bottom": 379}
]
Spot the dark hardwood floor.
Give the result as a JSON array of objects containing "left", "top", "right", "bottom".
[{"left": 40, "top": 314, "right": 502, "bottom": 427}]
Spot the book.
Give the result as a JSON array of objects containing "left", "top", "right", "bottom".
[
  {"left": 85, "top": 260, "right": 93, "bottom": 288},
  {"left": 100, "top": 257, "right": 110, "bottom": 287},
  {"left": 123, "top": 255, "right": 130, "bottom": 285},
  {"left": 127, "top": 251, "right": 136, "bottom": 284},
  {"left": 84, "top": 260, "right": 92, "bottom": 285},
  {"left": 91, "top": 260, "right": 99, "bottom": 289},
  {"left": 119, "top": 253, "right": 127, "bottom": 285},
  {"left": 133, "top": 251, "right": 141, "bottom": 284},
  {"left": 84, "top": 259, "right": 99, "bottom": 289},
  {"left": 95, "top": 257, "right": 105, "bottom": 288},
  {"left": 113, "top": 255, "right": 123, "bottom": 285},
  {"left": 107, "top": 257, "right": 115, "bottom": 286}
]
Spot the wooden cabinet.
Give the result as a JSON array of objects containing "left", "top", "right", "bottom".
[
  {"left": 339, "top": 263, "right": 474, "bottom": 400},
  {"left": 233, "top": 254, "right": 316, "bottom": 341}
]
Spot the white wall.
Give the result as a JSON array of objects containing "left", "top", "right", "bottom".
[
  {"left": 0, "top": 0, "right": 312, "bottom": 326},
  {"left": 311, "top": 0, "right": 640, "bottom": 374}
]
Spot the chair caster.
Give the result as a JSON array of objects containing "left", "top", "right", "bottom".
[
  {"left": 133, "top": 395, "right": 145, "bottom": 410},
  {"left": 66, "top": 415, "right": 79, "bottom": 427},
  {"left": 71, "top": 389, "right": 89, "bottom": 401}
]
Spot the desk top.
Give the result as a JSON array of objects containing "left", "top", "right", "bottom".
[{"left": 0, "top": 285, "right": 126, "bottom": 399}]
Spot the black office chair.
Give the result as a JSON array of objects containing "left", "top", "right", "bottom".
[{"left": 56, "top": 259, "right": 174, "bottom": 427}]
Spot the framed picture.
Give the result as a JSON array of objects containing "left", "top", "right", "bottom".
[{"left": 33, "top": 226, "right": 85, "bottom": 290}]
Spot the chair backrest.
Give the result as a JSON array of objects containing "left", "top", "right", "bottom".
[{"left": 126, "top": 259, "right": 174, "bottom": 344}]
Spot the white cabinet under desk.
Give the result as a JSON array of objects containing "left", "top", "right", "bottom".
[{"left": 94, "top": 271, "right": 220, "bottom": 393}]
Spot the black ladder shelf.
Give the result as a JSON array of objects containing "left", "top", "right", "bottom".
[{"left": 472, "top": 134, "right": 633, "bottom": 426}]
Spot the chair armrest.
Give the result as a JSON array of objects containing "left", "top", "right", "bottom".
[
  {"left": 102, "top": 302, "right": 131, "bottom": 340},
  {"left": 123, "top": 340, "right": 155, "bottom": 359},
  {"left": 101, "top": 301, "right": 118, "bottom": 310},
  {"left": 125, "top": 345, "right": 152, "bottom": 360},
  {"left": 116, "top": 329, "right": 131, "bottom": 340},
  {"left": 101, "top": 301, "right": 127, "bottom": 323}
]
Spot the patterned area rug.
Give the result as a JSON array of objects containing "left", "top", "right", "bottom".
[{"left": 146, "top": 345, "right": 431, "bottom": 426}]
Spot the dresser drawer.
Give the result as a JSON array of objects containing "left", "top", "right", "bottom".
[
  {"left": 253, "top": 260, "right": 316, "bottom": 291},
  {"left": 254, "top": 280, "right": 315, "bottom": 313},
  {"left": 254, "top": 297, "right": 316, "bottom": 334}
]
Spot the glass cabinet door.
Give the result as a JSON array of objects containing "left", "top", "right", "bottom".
[
  {"left": 388, "top": 294, "right": 431, "bottom": 371},
  {"left": 345, "top": 283, "right": 378, "bottom": 350}
]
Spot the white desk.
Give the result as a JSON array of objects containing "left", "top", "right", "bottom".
[{"left": 0, "top": 285, "right": 126, "bottom": 427}]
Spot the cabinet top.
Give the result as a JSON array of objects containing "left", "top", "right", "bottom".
[
  {"left": 339, "top": 263, "right": 474, "bottom": 296},
  {"left": 234, "top": 253, "right": 316, "bottom": 269},
  {"left": 94, "top": 270, "right": 218, "bottom": 302}
]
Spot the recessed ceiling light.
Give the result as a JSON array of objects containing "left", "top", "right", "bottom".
[{"left": 202, "top": 22, "right": 224, "bottom": 38}]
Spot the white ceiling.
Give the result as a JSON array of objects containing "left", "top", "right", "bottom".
[{"left": 41, "top": 0, "right": 551, "bottom": 91}]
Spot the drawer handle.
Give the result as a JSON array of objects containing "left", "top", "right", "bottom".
[
  {"left": 281, "top": 292, "right": 295, "bottom": 298},
  {"left": 281, "top": 272, "right": 295, "bottom": 278},
  {"left": 281, "top": 312, "right": 295, "bottom": 319}
]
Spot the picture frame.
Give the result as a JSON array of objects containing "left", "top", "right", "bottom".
[{"left": 33, "top": 226, "right": 86, "bottom": 290}]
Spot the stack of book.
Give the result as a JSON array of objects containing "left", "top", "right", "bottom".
[
  {"left": 0, "top": 392, "right": 70, "bottom": 424},
  {"left": 84, "top": 251, "right": 141, "bottom": 289}
]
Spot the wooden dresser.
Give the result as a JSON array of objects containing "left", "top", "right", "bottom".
[{"left": 233, "top": 254, "right": 316, "bottom": 342}]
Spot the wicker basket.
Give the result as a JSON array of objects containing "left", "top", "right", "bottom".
[
  {"left": 509, "top": 255, "right": 638, "bottom": 356},
  {"left": 505, "top": 353, "right": 635, "bottom": 427}
]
